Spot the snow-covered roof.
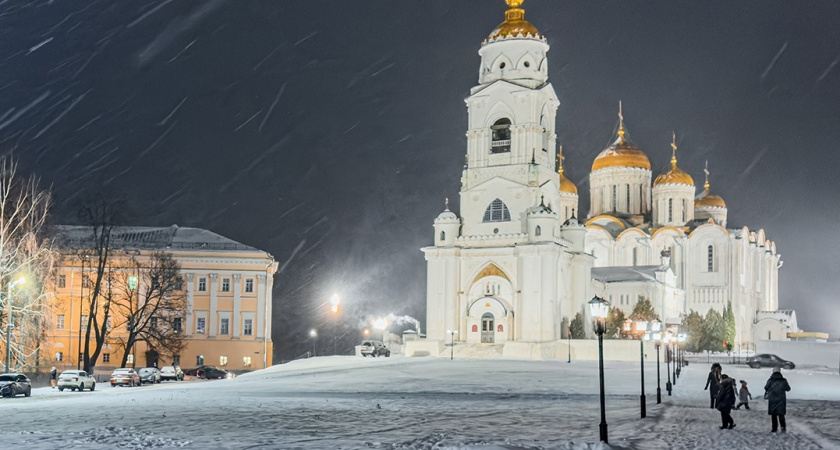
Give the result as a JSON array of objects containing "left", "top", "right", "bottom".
[
  {"left": 52, "top": 224, "right": 262, "bottom": 253},
  {"left": 756, "top": 310, "right": 798, "bottom": 330},
  {"left": 591, "top": 265, "right": 667, "bottom": 283}
]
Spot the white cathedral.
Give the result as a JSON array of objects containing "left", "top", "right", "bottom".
[{"left": 421, "top": 1, "right": 792, "bottom": 357}]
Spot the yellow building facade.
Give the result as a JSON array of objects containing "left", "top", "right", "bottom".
[{"left": 45, "top": 225, "right": 277, "bottom": 374}]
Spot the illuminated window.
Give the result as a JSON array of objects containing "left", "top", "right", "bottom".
[
  {"left": 128, "top": 276, "right": 138, "bottom": 290},
  {"left": 127, "top": 354, "right": 134, "bottom": 364},
  {"left": 243, "top": 356, "right": 252, "bottom": 367},
  {"left": 245, "top": 278, "right": 254, "bottom": 293},
  {"left": 55, "top": 352, "right": 63, "bottom": 361},
  {"left": 219, "top": 355, "right": 228, "bottom": 366},
  {"left": 482, "top": 199, "right": 511, "bottom": 222}
]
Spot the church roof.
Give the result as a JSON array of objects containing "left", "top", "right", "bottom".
[
  {"left": 487, "top": 1, "right": 541, "bottom": 41},
  {"left": 591, "top": 107, "right": 651, "bottom": 172},
  {"left": 52, "top": 224, "right": 262, "bottom": 252},
  {"left": 591, "top": 265, "right": 668, "bottom": 283}
]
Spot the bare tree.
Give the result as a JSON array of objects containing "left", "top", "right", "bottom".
[
  {"left": 109, "top": 252, "right": 186, "bottom": 367},
  {"left": 0, "top": 156, "right": 56, "bottom": 371}
]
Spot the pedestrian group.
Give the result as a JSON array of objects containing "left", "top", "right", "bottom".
[{"left": 703, "top": 362, "right": 790, "bottom": 433}]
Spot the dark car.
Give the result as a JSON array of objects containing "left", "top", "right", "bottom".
[
  {"left": 746, "top": 354, "right": 795, "bottom": 369},
  {"left": 0, "top": 373, "right": 31, "bottom": 398},
  {"left": 185, "top": 365, "right": 231, "bottom": 379},
  {"left": 360, "top": 340, "right": 390, "bottom": 357}
]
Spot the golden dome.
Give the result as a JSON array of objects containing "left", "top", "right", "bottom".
[
  {"left": 695, "top": 164, "right": 725, "bottom": 208},
  {"left": 488, "top": 0, "right": 540, "bottom": 40},
  {"left": 558, "top": 166, "right": 578, "bottom": 194},
  {"left": 654, "top": 137, "right": 694, "bottom": 186},
  {"left": 591, "top": 104, "right": 651, "bottom": 172}
]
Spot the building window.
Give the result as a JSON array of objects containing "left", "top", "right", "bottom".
[
  {"left": 482, "top": 199, "right": 511, "bottom": 222},
  {"left": 219, "top": 355, "right": 228, "bottom": 367},
  {"left": 198, "top": 277, "right": 207, "bottom": 292},
  {"left": 220, "top": 318, "right": 229, "bottom": 335},
  {"left": 55, "top": 352, "right": 63, "bottom": 361},
  {"left": 221, "top": 278, "right": 230, "bottom": 292},
  {"left": 128, "top": 275, "right": 138, "bottom": 290},
  {"left": 174, "top": 277, "right": 183, "bottom": 291},
  {"left": 58, "top": 275, "right": 66, "bottom": 288},
  {"left": 103, "top": 353, "right": 110, "bottom": 363},
  {"left": 245, "top": 278, "right": 254, "bottom": 293},
  {"left": 81, "top": 315, "right": 88, "bottom": 331},
  {"left": 612, "top": 185, "right": 617, "bottom": 211},
  {"left": 151, "top": 276, "right": 160, "bottom": 291},
  {"left": 632, "top": 248, "right": 638, "bottom": 266},
  {"left": 127, "top": 354, "right": 134, "bottom": 364},
  {"left": 626, "top": 184, "right": 630, "bottom": 210},
  {"left": 243, "top": 319, "right": 253, "bottom": 336},
  {"left": 681, "top": 199, "right": 687, "bottom": 222},
  {"left": 57, "top": 314, "right": 65, "bottom": 330},
  {"left": 490, "top": 118, "right": 511, "bottom": 153},
  {"left": 82, "top": 275, "right": 91, "bottom": 288},
  {"left": 243, "top": 356, "right": 252, "bottom": 367},
  {"left": 439, "top": 231, "right": 445, "bottom": 241},
  {"left": 535, "top": 225, "right": 541, "bottom": 237},
  {"left": 173, "top": 317, "right": 182, "bottom": 333},
  {"left": 668, "top": 198, "right": 673, "bottom": 222},
  {"left": 173, "top": 355, "right": 180, "bottom": 365},
  {"left": 196, "top": 317, "right": 206, "bottom": 334},
  {"left": 640, "top": 185, "right": 644, "bottom": 211},
  {"left": 105, "top": 316, "right": 111, "bottom": 332},
  {"left": 707, "top": 245, "right": 715, "bottom": 272}
]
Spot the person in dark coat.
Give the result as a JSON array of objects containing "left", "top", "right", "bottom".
[
  {"left": 50, "top": 367, "right": 57, "bottom": 389},
  {"left": 764, "top": 367, "right": 791, "bottom": 433},
  {"left": 716, "top": 374, "right": 737, "bottom": 429},
  {"left": 704, "top": 363, "right": 722, "bottom": 408}
]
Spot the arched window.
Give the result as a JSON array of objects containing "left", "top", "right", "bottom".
[
  {"left": 612, "top": 185, "right": 617, "bottom": 211},
  {"left": 707, "top": 245, "right": 715, "bottom": 272},
  {"left": 668, "top": 198, "right": 673, "bottom": 222},
  {"left": 472, "top": 324, "right": 478, "bottom": 332},
  {"left": 632, "top": 247, "right": 638, "bottom": 266},
  {"left": 497, "top": 324, "right": 504, "bottom": 332},
  {"left": 440, "top": 231, "right": 445, "bottom": 241},
  {"left": 681, "top": 199, "right": 687, "bottom": 222},
  {"left": 490, "top": 118, "right": 511, "bottom": 153},
  {"left": 535, "top": 225, "right": 541, "bottom": 236},
  {"left": 626, "top": 184, "right": 631, "bottom": 211},
  {"left": 483, "top": 199, "right": 511, "bottom": 222}
]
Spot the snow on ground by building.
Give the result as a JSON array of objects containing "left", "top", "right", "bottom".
[{"left": 1, "top": 356, "right": 839, "bottom": 449}]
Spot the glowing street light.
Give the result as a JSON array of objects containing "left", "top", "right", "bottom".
[
  {"left": 5, "top": 276, "right": 25, "bottom": 372},
  {"left": 329, "top": 293, "right": 341, "bottom": 314},
  {"left": 309, "top": 329, "right": 318, "bottom": 357},
  {"left": 636, "top": 320, "right": 648, "bottom": 419},
  {"left": 588, "top": 295, "right": 610, "bottom": 444},
  {"left": 446, "top": 329, "right": 457, "bottom": 360},
  {"left": 651, "top": 319, "right": 662, "bottom": 404}
]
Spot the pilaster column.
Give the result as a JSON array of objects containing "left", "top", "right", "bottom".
[
  {"left": 257, "top": 275, "right": 266, "bottom": 339},
  {"left": 186, "top": 274, "right": 195, "bottom": 335},
  {"left": 209, "top": 273, "right": 218, "bottom": 336},
  {"left": 232, "top": 274, "right": 241, "bottom": 337}
]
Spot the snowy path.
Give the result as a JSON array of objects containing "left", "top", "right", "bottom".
[{"left": 1, "top": 357, "right": 839, "bottom": 449}]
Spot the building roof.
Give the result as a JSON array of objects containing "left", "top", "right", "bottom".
[
  {"left": 591, "top": 265, "right": 667, "bottom": 283},
  {"left": 52, "top": 224, "right": 263, "bottom": 253}
]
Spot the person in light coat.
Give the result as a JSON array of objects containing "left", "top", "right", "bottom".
[
  {"left": 764, "top": 367, "right": 791, "bottom": 433},
  {"left": 735, "top": 379, "right": 752, "bottom": 410}
]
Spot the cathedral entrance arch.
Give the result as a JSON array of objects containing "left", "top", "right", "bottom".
[{"left": 481, "top": 313, "right": 495, "bottom": 343}]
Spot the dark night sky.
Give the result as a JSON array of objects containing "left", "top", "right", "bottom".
[{"left": 1, "top": 1, "right": 839, "bottom": 359}]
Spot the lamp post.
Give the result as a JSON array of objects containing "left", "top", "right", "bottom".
[
  {"left": 447, "top": 329, "right": 457, "bottom": 360},
  {"left": 676, "top": 333, "right": 686, "bottom": 378},
  {"left": 651, "top": 319, "right": 662, "bottom": 404},
  {"left": 309, "top": 329, "right": 317, "bottom": 357},
  {"left": 637, "top": 320, "right": 648, "bottom": 419},
  {"left": 4, "top": 276, "right": 25, "bottom": 373},
  {"left": 665, "top": 332, "right": 673, "bottom": 396},
  {"left": 670, "top": 334, "right": 677, "bottom": 386},
  {"left": 589, "top": 295, "right": 610, "bottom": 444}
]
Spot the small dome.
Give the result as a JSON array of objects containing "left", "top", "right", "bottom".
[
  {"left": 488, "top": 0, "right": 540, "bottom": 40},
  {"left": 434, "top": 199, "right": 460, "bottom": 223},
  {"left": 558, "top": 166, "right": 578, "bottom": 195},
  {"left": 695, "top": 192, "right": 726, "bottom": 208},
  {"left": 654, "top": 157, "right": 694, "bottom": 186}
]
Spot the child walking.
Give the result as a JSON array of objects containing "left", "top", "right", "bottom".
[{"left": 735, "top": 379, "right": 752, "bottom": 410}]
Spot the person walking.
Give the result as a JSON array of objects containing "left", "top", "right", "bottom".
[
  {"left": 716, "top": 373, "right": 737, "bottom": 429},
  {"left": 704, "top": 363, "right": 722, "bottom": 408},
  {"left": 50, "top": 367, "right": 57, "bottom": 389},
  {"left": 764, "top": 367, "right": 791, "bottom": 433},
  {"left": 735, "top": 379, "right": 752, "bottom": 410}
]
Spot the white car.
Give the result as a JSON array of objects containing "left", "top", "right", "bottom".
[{"left": 57, "top": 370, "right": 96, "bottom": 392}]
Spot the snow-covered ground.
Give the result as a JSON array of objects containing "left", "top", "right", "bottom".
[{"left": 1, "top": 356, "right": 839, "bottom": 449}]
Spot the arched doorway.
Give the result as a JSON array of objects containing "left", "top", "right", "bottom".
[
  {"left": 145, "top": 350, "right": 159, "bottom": 368},
  {"left": 481, "top": 313, "right": 495, "bottom": 343}
]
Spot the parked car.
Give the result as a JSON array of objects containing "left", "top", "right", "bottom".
[
  {"left": 138, "top": 367, "right": 162, "bottom": 384},
  {"left": 110, "top": 368, "right": 141, "bottom": 387},
  {"left": 746, "top": 354, "right": 795, "bottom": 369},
  {"left": 360, "top": 340, "right": 390, "bottom": 357},
  {"left": 185, "top": 365, "right": 231, "bottom": 379},
  {"left": 0, "top": 373, "right": 31, "bottom": 397},
  {"left": 160, "top": 365, "right": 184, "bottom": 381},
  {"left": 58, "top": 370, "right": 96, "bottom": 392}
]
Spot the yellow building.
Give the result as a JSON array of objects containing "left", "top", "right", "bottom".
[{"left": 46, "top": 225, "right": 277, "bottom": 374}]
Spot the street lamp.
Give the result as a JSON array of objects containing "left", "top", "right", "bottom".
[
  {"left": 651, "top": 319, "right": 662, "bottom": 404},
  {"left": 329, "top": 293, "right": 341, "bottom": 314},
  {"left": 446, "top": 329, "right": 457, "bottom": 360},
  {"left": 669, "top": 334, "right": 677, "bottom": 387},
  {"left": 309, "top": 329, "right": 317, "bottom": 357},
  {"left": 588, "top": 295, "right": 610, "bottom": 444},
  {"left": 677, "top": 333, "right": 686, "bottom": 378},
  {"left": 636, "top": 320, "right": 648, "bottom": 419},
  {"left": 5, "top": 276, "right": 25, "bottom": 373}
]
